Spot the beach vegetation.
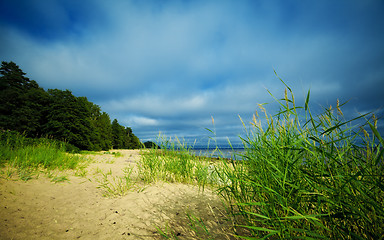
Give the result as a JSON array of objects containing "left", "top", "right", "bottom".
[
  {"left": 217, "top": 80, "right": 383, "bottom": 239},
  {"left": 147, "top": 78, "right": 383, "bottom": 239},
  {"left": 0, "top": 130, "right": 89, "bottom": 181},
  {"left": 1, "top": 61, "right": 382, "bottom": 238},
  {"left": 96, "top": 167, "right": 135, "bottom": 197},
  {"left": 138, "top": 136, "right": 226, "bottom": 190}
]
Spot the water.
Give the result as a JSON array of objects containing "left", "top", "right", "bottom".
[{"left": 189, "top": 148, "right": 245, "bottom": 160}]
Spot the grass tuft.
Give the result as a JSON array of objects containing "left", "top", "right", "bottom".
[{"left": 96, "top": 167, "right": 135, "bottom": 197}]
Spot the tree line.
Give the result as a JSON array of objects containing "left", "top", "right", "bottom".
[{"left": 0, "top": 61, "right": 141, "bottom": 151}]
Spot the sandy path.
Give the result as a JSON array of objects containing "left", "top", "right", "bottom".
[{"left": 0, "top": 150, "right": 233, "bottom": 240}]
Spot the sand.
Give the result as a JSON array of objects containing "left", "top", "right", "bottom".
[{"left": 0, "top": 150, "right": 233, "bottom": 240}]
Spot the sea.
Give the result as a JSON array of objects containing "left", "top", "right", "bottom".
[{"left": 188, "top": 147, "right": 246, "bottom": 160}]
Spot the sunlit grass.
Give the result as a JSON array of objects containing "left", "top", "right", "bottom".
[
  {"left": 0, "top": 131, "right": 88, "bottom": 181},
  {"left": 96, "top": 167, "right": 135, "bottom": 197},
  {"left": 138, "top": 137, "right": 227, "bottom": 191}
]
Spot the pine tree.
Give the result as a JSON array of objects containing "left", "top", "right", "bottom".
[
  {"left": 0, "top": 61, "right": 47, "bottom": 136},
  {"left": 44, "top": 89, "right": 93, "bottom": 149},
  {"left": 97, "top": 112, "right": 113, "bottom": 150}
]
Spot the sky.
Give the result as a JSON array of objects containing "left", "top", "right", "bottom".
[{"left": 1, "top": 0, "right": 384, "bottom": 147}]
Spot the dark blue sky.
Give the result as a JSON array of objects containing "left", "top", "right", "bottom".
[{"left": 1, "top": 0, "right": 383, "bottom": 145}]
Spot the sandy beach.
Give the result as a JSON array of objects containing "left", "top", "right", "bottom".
[{"left": 0, "top": 150, "right": 233, "bottom": 240}]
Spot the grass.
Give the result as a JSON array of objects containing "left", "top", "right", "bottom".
[
  {"left": 1, "top": 78, "right": 382, "bottom": 239},
  {"left": 156, "top": 212, "right": 214, "bottom": 240},
  {"left": 103, "top": 151, "right": 123, "bottom": 157},
  {"left": 75, "top": 168, "right": 88, "bottom": 177},
  {"left": 143, "top": 78, "right": 383, "bottom": 239},
  {"left": 96, "top": 167, "right": 135, "bottom": 197},
  {"left": 213, "top": 79, "right": 384, "bottom": 239},
  {"left": 0, "top": 131, "right": 88, "bottom": 181},
  {"left": 50, "top": 175, "right": 69, "bottom": 183},
  {"left": 138, "top": 136, "right": 227, "bottom": 191}
]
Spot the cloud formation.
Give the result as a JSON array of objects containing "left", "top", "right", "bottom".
[{"left": 1, "top": 0, "right": 383, "bottom": 145}]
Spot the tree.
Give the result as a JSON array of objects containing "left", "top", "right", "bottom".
[
  {"left": 0, "top": 61, "right": 141, "bottom": 150},
  {"left": 91, "top": 110, "right": 113, "bottom": 151},
  {"left": 77, "top": 97, "right": 103, "bottom": 151},
  {"left": 0, "top": 61, "right": 48, "bottom": 136},
  {"left": 44, "top": 89, "right": 93, "bottom": 150},
  {"left": 125, "top": 127, "right": 142, "bottom": 149},
  {"left": 111, "top": 119, "right": 142, "bottom": 149},
  {"left": 98, "top": 112, "right": 113, "bottom": 150},
  {"left": 0, "top": 61, "right": 30, "bottom": 90},
  {"left": 111, "top": 119, "right": 124, "bottom": 149},
  {"left": 144, "top": 141, "right": 160, "bottom": 149}
]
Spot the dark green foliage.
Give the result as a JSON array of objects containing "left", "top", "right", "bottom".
[
  {"left": 93, "top": 111, "right": 113, "bottom": 151},
  {"left": 125, "top": 126, "right": 142, "bottom": 149},
  {"left": 144, "top": 141, "right": 160, "bottom": 149},
  {"left": 0, "top": 61, "right": 49, "bottom": 136},
  {"left": 111, "top": 119, "right": 142, "bottom": 149},
  {"left": 112, "top": 119, "right": 124, "bottom": 149},
  {"left": 0, "top": 61, "right": 141, "bottom": 150},
  {"left": 44, "top": 89, "right": 94, "bottom": 150}
]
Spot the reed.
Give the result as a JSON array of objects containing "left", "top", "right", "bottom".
[
  {"left": 150, "top": 78, "right": 383, "bottom": 239},
  {"left": 216, "top": 79, "right": 384, "bottom": 239}
]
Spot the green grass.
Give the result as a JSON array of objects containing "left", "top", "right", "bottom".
[
  {"left": 214, "top": 78, "right": 384, "bottom": 239},
  {"left": 1, "top": 77, "right": 382, "bottom": 239},
  {"left": 156, "top": 212, "right": 215, "bottom": 240},
  {"left": 146, "top": 78, "right": 383, "bottom": 239},
  {"left": 0, "top": 131, "right": 88, "bottom": 181},
  {"left": 50, "top": 175, "right": 69, "bottom": 183},
  {"left": 138, "top": 136, "right": 226, "bottom": 191},
  {"left": 96, "top": 167, "right": 135, "bottom": 197},
  {"left": 103, "top": 151, "right": 123, "bottom": 157}
]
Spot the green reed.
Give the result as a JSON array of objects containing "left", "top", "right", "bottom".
[{"left": 216, "top": 79, "right": 384, "bottom": 239}]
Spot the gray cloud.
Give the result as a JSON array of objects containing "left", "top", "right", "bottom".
[{"left": 1, "top": 0, "right": 383, "bottom": 144}]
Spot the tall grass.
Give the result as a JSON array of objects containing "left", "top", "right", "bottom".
[
  {"left": 141, "top": 137, "right": 235, "bottom": 239},
  {"left": 136, "top": 80, "right": 383, "bottom": 239},
  {"left": 138, "top": 135, "right": 225, "bottom": 190},
  {"left": 0, "top": 131, "right": 87, "bottom": 180},
  {"left": 216, "top": 79, "right": 384, "bottom": 239}
]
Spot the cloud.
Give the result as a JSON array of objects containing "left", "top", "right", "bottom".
[
  {"left": 104, "top": 93, "right": 207, "bottom": 117},
  {"left": 1, "top": 0, "right": 383, "bottom": 143},
  {"left": 123, "top": 116, "right": 159, "bottom": 127}
]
